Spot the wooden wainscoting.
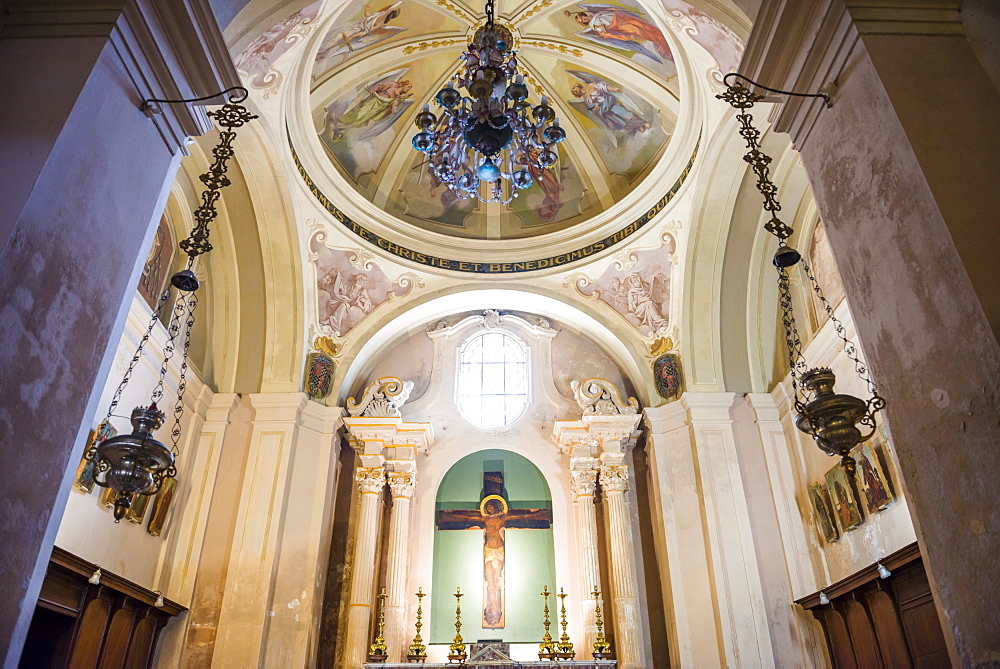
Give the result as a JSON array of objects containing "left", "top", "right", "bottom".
[
  {"left": 797, "top": 543, "right": 950, "bottom": 669},
  {"left": 18, "top": 547, "right": 186, "bottom": 669}
]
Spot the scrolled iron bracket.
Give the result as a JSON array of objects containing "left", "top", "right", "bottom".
[{"left": 141, "top": 86, "right": 249, "bottom": 117}]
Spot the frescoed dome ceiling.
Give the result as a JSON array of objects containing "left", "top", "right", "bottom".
[{"left": 308, "top": 0, "right": 681, "bottom": 240}]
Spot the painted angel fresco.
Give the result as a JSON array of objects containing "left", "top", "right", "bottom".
[
  {"left": 313, "top": 2, "right": 406, "bottom": 77},
  {"left": 564, "top": 4, "right": 672, "bottom": 64},
  {"left": 321, "top": 70, "right": 414, "bottom": 142},
  {"left": 235, "top": 1, "right": 320, "bottom": 91},
  {"left": 568, "top": 71, "right": 651, "bottom": 145}
]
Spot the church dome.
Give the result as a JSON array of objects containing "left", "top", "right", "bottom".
[{"left": 297, "top": 0, "right": 687, "bottom": 248}]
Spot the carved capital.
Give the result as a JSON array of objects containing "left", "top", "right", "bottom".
[
  {"left": 356, "top": 466, "right": 386, "bottom": 494},
  {"left": 570, "top": 469, "right": 599, "bottom": 496},
  {"left": 571, "top": 378, "right": 638, "bottom": 415},
  {"left": 347, "top": 377, "right": 414, "bottom": 417},
  {"left": 600, "top": 464, "right": 630, "bottom": 493},
  {"left": 387, "top": 471, "right": 416, "bottom": 498}
]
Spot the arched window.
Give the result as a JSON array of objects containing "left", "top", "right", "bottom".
[{"left": 457, "top": 331, "right": 528, "bottom": 429}]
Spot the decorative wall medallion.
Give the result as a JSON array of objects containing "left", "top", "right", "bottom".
[
  {"left": 311, "top": 230, "right": 416, "bottom": 337},
  {"left": 306, "top": 351, "right": 336, "bottom": 400},
  {"left": 653, "top": 352, "right": 681, "bottom": 400}
]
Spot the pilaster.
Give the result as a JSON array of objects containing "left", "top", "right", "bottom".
[
  {"left": 681, "top": 393, "right": 775, "bottom": 667},
  {"left": 642, "top": 401, "right": 719, "bottom": 668}
]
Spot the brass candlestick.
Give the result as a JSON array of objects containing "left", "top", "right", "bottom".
[
  {"left": 591, "top": 586, "right": 613, "bottom": 660},
  {"left": 448, "top": 587, "right": 467, "bottom": 663},
  {"left": 368, "top": 588, "right": 389, "bottom": 663},
  {"left": 538, "top": 585, "right": 557, "bottom": 660},
  {"left": 407, "top": 587, "right": 427, "bottom": 663},
  {"left": 556, "top": 588, "right": 575, "bottom": 659}
]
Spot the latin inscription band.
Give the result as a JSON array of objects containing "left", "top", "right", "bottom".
[{"left": 290, "top": 135, "right": 698, "bottom": 274}]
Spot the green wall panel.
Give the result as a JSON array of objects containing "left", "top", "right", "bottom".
[{"left": 430, "top": 449, "right": 556, "bottom": 644}]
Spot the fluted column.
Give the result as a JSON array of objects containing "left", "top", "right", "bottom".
[
  {"left": 345, "top": 466, "right": 386, "bottom": 668},
  {"left": 384, "top": 472, "right": 416, "bottom": 662},
  {"left": 601, "top": 464, "right": 641, "bottom": 668},
  {"left": 570, "top": 466, "right": 601, "bottom": 658}
]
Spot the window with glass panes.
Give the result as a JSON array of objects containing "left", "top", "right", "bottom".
[{"left": 457, "top": 331, "right": 528, "bottom": 429}]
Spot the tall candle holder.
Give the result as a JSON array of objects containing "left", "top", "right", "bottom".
[
  {"left": 538, "top": 585, "right": 557, "bottom": 660},
  {"left": 368, "top": 588, "right": 389, "bottom": 663},
  {"left": 591, "top": 586, "right": 613, "bottom": 660},
  {"left": 407, "top": 587, "right": 428, "bottom": 663},
  {"left": 556, "top": 587, "right": 575, "bottom": 659},
  {"left": 448, "top": 588, "right": 467, "bottom": 663}
]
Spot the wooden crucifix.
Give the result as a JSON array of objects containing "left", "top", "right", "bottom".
[{"left": 437, "top": 471, "right": 552, "bottom": 628}]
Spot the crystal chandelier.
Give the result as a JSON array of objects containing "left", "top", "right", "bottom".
[
  {"left": 410, "top": 0, "right": 565, "bottom": 204},
  {"left": 718, "top": 75, "right": 885, "bottom": 476},
  {"left": 85, "top": 90, "right": 256, "bottom": 521}
]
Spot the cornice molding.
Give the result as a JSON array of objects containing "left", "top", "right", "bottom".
[{"left": 796, "top": 541, "right": 921, "bottom": 608}]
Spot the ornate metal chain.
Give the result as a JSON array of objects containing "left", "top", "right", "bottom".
[
  {"left": 802, "top": 259, "right": 885, "bottom": 410},
  {"left": 179, "top": 104, "right": 258, "bottom": 258},
  {"left": 776, "top": 266, "right": 809, "bottom": 404},
  {"left": 103, "top": 286, "right": 173, "bottom": 424},
  {"left": 484, "top": 0, "right": 495, "bottom": 27},
  {"left": 717, "top": 83, "right": 793, "bottom": 241}
]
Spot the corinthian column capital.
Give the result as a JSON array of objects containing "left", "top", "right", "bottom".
[
  {"left": 570, "top": 468, "right": 599, "bottom": 497},
  {"left": 356, "top": 466, "right": 386, "bottom": 494},
  {"left": 600, "top": 464, "right": 630, "bottom": 493},
  {"left": 387, "top": 471, "right": 416, "bottom": 498}
]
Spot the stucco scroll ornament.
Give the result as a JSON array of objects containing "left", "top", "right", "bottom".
[
  {"left": 571, "top": 378, "right": 639, "bottom": 415},
  {"left": 348, "top": 377, "right": 414, "bottom": 417},
  {"left": 599, "top": 464, "right": 629, "bottom": 492}
]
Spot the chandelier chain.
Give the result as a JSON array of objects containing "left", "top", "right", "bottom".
[
  {"left": 150, "top": 282, "right": 190, "bottom": 405},
  {"left": 802, "top": 259, "right": 884, "bottom": 407},
  {"left": 179, "top": 104, "right": 258, "bottom": 258},
  {"left": 103, "top": 286, "right": 173, "bottom": 423},
  {"left": 776, "top": 265, "right": 809, "bottom": 407},
  {"left": 484, "top": 0, "right": 495, "bottom": 26}
]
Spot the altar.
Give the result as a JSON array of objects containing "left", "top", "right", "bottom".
[{"left": 364, "top": 642, "right": 616, "bottom": 668}]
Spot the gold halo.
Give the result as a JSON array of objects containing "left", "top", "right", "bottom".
[{"left": 479, "top": 494, "right": 508, "bottom": 516}]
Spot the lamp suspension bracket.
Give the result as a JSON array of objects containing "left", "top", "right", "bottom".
[
  {"left": 717, "top": 76, "right": 884, "bottom": 476},
  {"left": 87, "top": 93, "right": 256, "bottom": 521}
]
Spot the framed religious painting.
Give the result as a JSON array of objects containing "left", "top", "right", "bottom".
[
  {"left": 147, "top": 477, "right": 178, "bottom": 537},
  {"left": 74, "top": 421, "right": 117, "bottom": 494},
  {"left": 808, "top": 483, "right": 839, "bottom": 543},
  {"left": 853, "top": 440, "right": 895, "bottom": 514},
  {"left": 126, "top": 490, "right": 153, "bottom": 524},
  {"left": 825, "top": 463, "right": 863, "bottom": 533}
]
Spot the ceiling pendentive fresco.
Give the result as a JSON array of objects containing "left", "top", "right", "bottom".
[{"left": 307, "top": 0, "right": 681, "bottom": 240}]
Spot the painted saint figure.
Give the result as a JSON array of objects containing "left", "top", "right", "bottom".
[
  {"left": 569, "top": 72, "right": 651, "bottom": 142},
  {"left": 565, "top": 4, "right": 672, "bottom": 63},
  {"left": 626, "top": 272, "right": 668, "bottom": 331},
  {"left": 319, "top": 270, "right": 373, "bottom": 335}
]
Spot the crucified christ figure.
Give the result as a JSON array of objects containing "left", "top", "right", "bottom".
[{"left": 437, "top": 472, "right": 552, "bottom": 628}]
